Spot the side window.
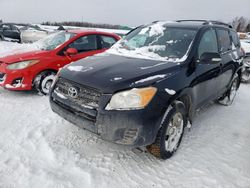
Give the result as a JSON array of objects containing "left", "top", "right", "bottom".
[
  {"left": 100, "top": 35, "right": 117, "bottom": 48},
  {"left": 230, "top": 30, "right": 240, "bottom": 47},
  {"left": 198, "top": 29, "right": 218, "bottom": 58},
  {"left": 68, "top": 35, "right": 97, "bottom": 53},
  {"left": 217, "top": 29, "right": 231, "bottom": 52},
  {"left": 11, "top": 25, "right": 19, "bottom": 32},
  {"left": 2, "top": 25, "right": 11, "bottom": 30}
]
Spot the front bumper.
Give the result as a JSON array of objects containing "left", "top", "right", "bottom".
[
  {"left": 0, "top": 65, "right": 33, "bottom": 90},
  {"left": 50, "top": 90, "right": 165, "bottom": 147}
]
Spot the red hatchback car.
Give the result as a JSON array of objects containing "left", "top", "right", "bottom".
[{"left": 0, "top": 30, "right": 120, "bottom": 94}]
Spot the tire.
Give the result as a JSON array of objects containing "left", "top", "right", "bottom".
[
  {"left": 241, "top": 69, "right": 250, "bottom": 83},
  {"left": 217, "top": 74, "right": 239, "bottom": 106},
  {"left": 33, "top": 71, "right": 56, "bottom": 95},
  {"left": 147, "top": 101, "right": 187, "bottom": 159}
]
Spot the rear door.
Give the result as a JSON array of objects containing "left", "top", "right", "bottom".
[
  {"left": 193, "top": 28, "right": 221, "bottom": 107},
  {"left": 215, "top": 28, "right": 235, "bottom": 95},
  {"left": 10, "top": 25, "right": 20, "bottom": 40}
]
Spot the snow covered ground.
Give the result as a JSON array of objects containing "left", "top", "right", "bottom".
[{"left": 0, "top": 42, "right": 250, "bottom": 188}]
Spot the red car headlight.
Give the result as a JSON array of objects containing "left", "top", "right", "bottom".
[{"left": 7, "top": 60, "right": 40, "bottom": 70}]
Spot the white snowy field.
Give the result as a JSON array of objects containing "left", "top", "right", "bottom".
[{"left": 0, "top": 42, "right": 250, "bottom": 188}]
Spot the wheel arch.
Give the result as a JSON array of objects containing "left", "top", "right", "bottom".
[
  {"left": 32, "top": 68, "right": 58, "bottom": 86},
  {"left": 167, "top": 88, "right": 194, "bottom": 124}
]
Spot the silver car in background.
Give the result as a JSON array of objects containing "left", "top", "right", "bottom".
[{"left": 20, "top": 25, "right": 51, "bottom": 43}]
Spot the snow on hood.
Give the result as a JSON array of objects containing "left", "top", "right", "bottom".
[
  {"left": 0, "top": 41, "right": 40, "bottom": 58},
  {"left": 67, "top": 65, "right": 94, "bottom": 72},
  {"left": 133, "top": 74, "right": 167, "bottom": 85}
]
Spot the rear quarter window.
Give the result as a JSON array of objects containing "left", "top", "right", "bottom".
[
  {"left": 217, "top": 29, "right": 232, "bottom": 53},
  {"left": 100, "top": 35, "right": 117, "bottom": 48}
]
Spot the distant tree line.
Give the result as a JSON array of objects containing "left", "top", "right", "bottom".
[
  {"left": 41, "top": 21, "right": 132, "bottom": 30},
  {"left": 231, "top": 17, "right": 250, "bottom": 32},
  {"left": 1, "top": 18, "right": 249, "bottom": 32}
]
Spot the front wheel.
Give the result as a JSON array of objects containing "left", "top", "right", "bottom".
[
  {"left": 33, "top": 71, "right": 56, "bottom": 95},
  {"left": 147, "top": 101, "right": 187, "bottom": 159}
]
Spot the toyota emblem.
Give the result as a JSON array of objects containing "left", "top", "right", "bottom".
[{"left": 68, "top": 87, "right": 78, "bottom": 98}]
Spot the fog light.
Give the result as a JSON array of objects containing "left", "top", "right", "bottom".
[
  {"left": 11, "top": 78, "right": 23, "bottom": 87},
  {"left": 116, "top": 128, "right": 139, "bottom": 145},
  {"left": 0, "top": 73, "right": 6, "bottom": 83}
]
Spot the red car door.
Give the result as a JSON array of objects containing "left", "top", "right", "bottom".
[{"left": 66, "top": 34, "right": 105, "bottom": 62}]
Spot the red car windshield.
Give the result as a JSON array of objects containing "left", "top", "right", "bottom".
[{"left": 36, "top": 32, "right": 76, "bottom": 51}]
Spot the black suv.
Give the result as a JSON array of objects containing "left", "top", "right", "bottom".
[
  {"left": 0, "top": 23, "right": 21, "bottom": 43},
  {"left": 50, "top": 20, "right": 244, "bottom": 159}
]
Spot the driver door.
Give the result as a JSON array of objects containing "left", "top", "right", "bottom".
[
  {"left": 66, "top": 35, "right": 104, "bottom": 62},
  {"left": 193, "top": 28, "right": 221, "bottom": 108}
]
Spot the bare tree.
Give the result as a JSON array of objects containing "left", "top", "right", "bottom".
[
  {"left": 232, "top": 16, "right": 249, "bottom": 32},
  {"left": 246, "top": 23, "right": 250, "bottom": 32}
]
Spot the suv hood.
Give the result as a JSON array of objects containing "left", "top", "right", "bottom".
[
  {"left": 60, "top": 53, "right": 181, "bottom": 93},
  {"left": 0, "top": 50, "right": 49, "bottom": 64}
]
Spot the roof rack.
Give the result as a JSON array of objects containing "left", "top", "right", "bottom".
[{"left": 176, "top": 20, "right": 233, "bottom": 28}]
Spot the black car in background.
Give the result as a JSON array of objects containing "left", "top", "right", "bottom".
[
  {"left": 0, "top": 23, "right": 21, "bottom": 42},
  {"left": 50, "top": 20, "right": 244, "bottom": 159}
]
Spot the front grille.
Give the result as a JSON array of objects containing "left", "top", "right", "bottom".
[
  {"left": 54, "top": 99, "right": 97, "bottom": 122},
  {"left": 55, "top": 78, "right": 101, "bottom": 109}
]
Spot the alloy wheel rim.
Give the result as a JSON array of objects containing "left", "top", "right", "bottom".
[
  {"left": 165, "top": 112, "right": 184, "bottom": 152},
  {"left": 41, "top": 74, "right": 55, "bottom": 94}
]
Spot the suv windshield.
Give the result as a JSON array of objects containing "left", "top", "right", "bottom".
[
  {"left": 36, "top": 32, "right": 76, "bottom": 50},
  {"left": 108, "top": 23, "right": 197, "bottom": 62}
]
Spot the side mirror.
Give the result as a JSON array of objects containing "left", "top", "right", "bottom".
[
  {"left": 199, "top": 52, "right": 222, "bottom": 64},
  {"left": 64, "top": 48, "right": 78, "bottom": 56}
]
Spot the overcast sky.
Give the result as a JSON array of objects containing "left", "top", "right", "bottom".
[{"left": 0, "top": 0, "right": 249, "bottom": 26}]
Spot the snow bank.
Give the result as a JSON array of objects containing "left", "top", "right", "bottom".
[{"left": 1, "top": 85, "right": 250, "bottom": 188}]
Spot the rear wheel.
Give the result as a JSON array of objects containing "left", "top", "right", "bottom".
[
  {"left": 34, "top": 71, "right": 56, "bottom": 95},
  {"left": 242, "top": 69, "right": 250, "bottom": 83},
  {"left": 147, "top": 102, "right": 187, "bottom": 159},
  {"left": 217, "top": 74, "right": 239, "bottom": 106}
]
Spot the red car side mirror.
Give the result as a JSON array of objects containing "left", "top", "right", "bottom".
[{"left": 64, "top": 48, "right": 78, "bottom": 56}]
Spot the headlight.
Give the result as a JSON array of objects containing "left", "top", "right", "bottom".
[
  {"left": 106, "top": 87, "right": 157, "bottom": 110},
  {"left": 7, "top": 60, "right": 39, "bottom": 70}
]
